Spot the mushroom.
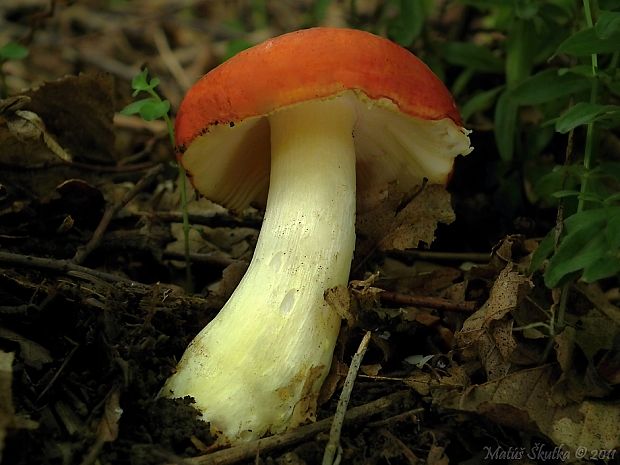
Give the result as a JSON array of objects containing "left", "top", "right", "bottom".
[{"left": 163, "top": 27, "right": 471, "bottom": 443}]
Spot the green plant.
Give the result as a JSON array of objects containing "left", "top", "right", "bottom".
[
  {"left": 0, "top": 41, "right": 29, "bottom": 98},
  {"left": 527, "top": 1, "right": 620, "bottom": 288},
  {"left": 120, "top": 68, "right": 193, "bottom": 289},
  {"left": 436, "top": 0, "right": 619, "bottom": 290}
]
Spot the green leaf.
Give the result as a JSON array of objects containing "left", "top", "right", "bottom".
[
  {"left": 461, "top": 86, "right": 504, "bottom": 121},
  {"left": 595, "top": 10, "right": 620, "bottom": 39},
  {"left": 599, "top": 0, "right": 620, "bottom": 10},
  {"left": 130, "top": 69, "right": 160, "bottom": 97},
  {"left": 582, "top": 255, "right": 620, "bottom": 282},
  {"left": 223, "top": 39, "right": 253, "bottom": 61},
  {"left": 551, "top": 189, "right": 581, "bottom": 199},
  {"left": 529, "top": 229, "right": 555, "bottom": 274},
  {"left": 0, "top": 42, "right": 29, "bottom": 61},
  {"left": 544, "top": 207, "right": 620, "bottom": 287},
  {"left": 556, "top": 27, "right": 620, "bottom": 55},
  {"left": 545, "top": 223, "right": 607, "bottom": 287},
  {"left": 564, "top": 207, "right": 612, "bottom": 229},
  {"left": 494, "top": 91, "right": 518, "bottom": 160},
  {"left": 119, "top": 98, "right": 152, "bottom": 116},
  {"left": 139, "top": 99, "right": 170, "bottom": 121},
  {"left": 555, "top": 102, "right": 620, "bottom": 133},
  {"left": 534, "top": 165, "right": 583, "bottom": 201},
  {"left": 131, "top": 69, "right": 151, "bottom": 93},
  {"left": 121, "top": 97, "right": 170, "bottom": 121},
  {"left": 514, "top": 0, "right": 539, "bottom": 19},
  {"left": 311, "top": 0, "right": 332, "bottom": 23},
  {"left": 606, "top": 214, "right": 620, "bottom": 249},
  {"left": 509, "top": 69, "right": 590, "bottom": 105},
  {"left": 440, "top": 42, "right": 503, "bottom": 73},
  {"left": 604, "top": 192, "right": 620, "bottom": 205},
  {"left": 387, "top": 0, "right": 427, "bottom": 46},
  {"left": 505, "top": 19, "right": 536, "bottom": 84}
]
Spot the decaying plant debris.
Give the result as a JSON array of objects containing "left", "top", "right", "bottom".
[{"left": 1, "top": 1, "right": 619, "bottom": 464}]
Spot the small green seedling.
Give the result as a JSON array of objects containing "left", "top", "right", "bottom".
[
  {"left": 121, "top": 68, "right": 174, "bottom": 145},
  {"left": 121, "top": 68, "right": 192, "bottom": 289}
]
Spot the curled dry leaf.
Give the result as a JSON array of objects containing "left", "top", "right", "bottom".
[
  {"left": 441, "top": 365, "right": 620, "bottom": 454},
  {"left": 23, "top": 73, "right": 116, "bottom": 164},
  {"left": 324, "top": 285, "right": 355, "bottom": 324},
  {"left": 0, "top": 327, "right": 52, "bottom": 370},
  {"left": 455, "top": 264, "right": 532, "bottom": 380},
  {"left": 0, "top": 108, "right": 71, "bottom": 167},
  {"left": 356, "top": 183, "right": 454, "bottom": 254},
  {"left": 405, "top": 363, "right": 470, "bottom": 397}
]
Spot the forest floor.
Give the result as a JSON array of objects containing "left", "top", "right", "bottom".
[{"left": 0, "top": 1, "right": 618, "bottom": 464}]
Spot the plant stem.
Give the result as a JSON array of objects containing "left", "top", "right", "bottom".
[
  {"left": 159, "top": 99, "right": 192, "bottom": 291},
  {"left": 578, "top": 0, "right": 599, "bottom": 212}
]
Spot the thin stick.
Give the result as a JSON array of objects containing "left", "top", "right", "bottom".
[
  {"left": 322, "top": 331, "right": 372, "bottom": 465},
  {"left": 152, "top": 26, "right": 193, "bottom": 91},
  {"left": 181, "top": 391, "right": 406, "bottom": 465},
  {"left": 138, "top": 211, "right": 262, "bottom": 229},
  {"left": 72, "top": 164, "right": 164, "bottom": 264},
  {"left": 162, "top": 250, "right": 240, "bottom": 268},
  {"left": 379, "top": 291, "right": 476, "bottom": 313},
  {"left": 388, "top": 250, "right": 491, "bottom": 263},
  {"left": 0, "top": 251, "right": 141, "bottom": 285}
]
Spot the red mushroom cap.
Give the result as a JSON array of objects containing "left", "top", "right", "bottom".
[
  {"left": 176, "top": 27, "right": 461, "bottom": 151},
  {"left": 175, "top": 27, "right": 471, "bottom": 212}
]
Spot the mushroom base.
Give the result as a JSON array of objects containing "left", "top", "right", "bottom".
[{"left": 163, "top": 95, "right": 357, "bottom": 442}]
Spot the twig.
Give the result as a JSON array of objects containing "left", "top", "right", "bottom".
[
  {"left": 366, "top": 408, "right": 424, "bottom": 428},
  {"left": 575, "top": 282, "right": 620, "bottom": 326},
  {"left": 322, "top": 331, "right": 372, "bottom": 465},
  {"left": 114, "top": 113, "right": 168, "bottom": 135},
  {"left": 137, "top": 210, "right": 262, "bottom": 229},
  {"left": 152, "top": 26, "right": 193, "bottom": 91},
  {"left": 388, "top": 250, "right": 491, "bottom": 263},
  {"left": 379, "top": 291, "right": 476, "bottom": 313},
  {"left": 162, "top": 250, "right": 240, "bottom": 268},
  {"left": 73, "top": 164, "right": 164, "bottom": 264},
  {"left": 180, "top": 391, "right": 408, "bottom": 465},
  {"left": 378, "top": 429, "right": 419, "bottom": 464},
  {"left": 0, "top": 251, "right": 141, "bottom": 286}
]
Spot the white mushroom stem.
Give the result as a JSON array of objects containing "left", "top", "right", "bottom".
[{"left": 163, "top": 95, "right": 357, "bottom": 442}]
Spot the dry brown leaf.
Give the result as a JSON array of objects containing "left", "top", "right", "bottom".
[
  {"left": 97, "top": 388, "right": 123, "bottom": 442},
  {"left": 551, "top": 325, "right": 613, "bottom": 404},
  {"left": 0, "top": 107, "right": 71, "bottom": 167},
  {"left": 576, "top": 282, "right": 620, "bottom": 326},
  {"left": 360, "top": 364, "right": 382, "bottom": 376},
  {"left": 0, "top": 327, "right": 53, "bottom": 369},
  {"left": 324, "top": 285, "right": 355, "bottom": 324},
  {"left": 551, "top": 400, "right": 620, "bottom": 453},
  {"left": 405, "top": 364, "right": 469, "bottom": 397},
  {"left": 356, "top": 183, "right": 454, "bottom": 254},
  {"left": 427, "top": 444, "right": 449, "bottom": 465},
  {"left": 455, "top": 264, "right": 531, "bottom": 380},
  {"left": 0, "top": 351, "right": 37, "bottom": 462},
  {"left": 210, "top": 260, "right": 249, "bottom": 300},
  {"left": 23, "top": 72, "right": 116, "bottom": 164},
  {"left": 440, "top": 365, "right": 620, "bottom": 455},
  {"left": 567, "top": 308, "right": 618, "bottom": 361},
  {"left": 405, "top": 371, "right": 434, "bottom": 396}
]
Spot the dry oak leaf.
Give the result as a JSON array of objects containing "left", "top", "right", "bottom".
[
  {"left": 441, "top": 364, "right": 620, "bottom": 455},
  {"left": 356, "top": 183, "right": 454, "bottom": 253},
  {"left": 455, "top": 264, "right": 532, "bottom": 380}
]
